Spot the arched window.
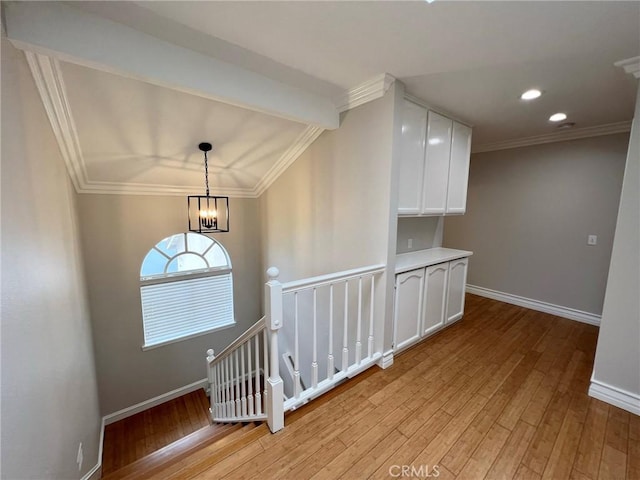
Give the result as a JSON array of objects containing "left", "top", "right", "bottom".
[{"left": 140, "top": 233, "right": 235, "bottom": 349}]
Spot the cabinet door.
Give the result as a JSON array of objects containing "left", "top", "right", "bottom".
[
  {"left": 422, "top": 263, "right": 448, "bottom": 337},
  {"left": 393, "top": 269, "right": 424, "bottom": 352},
  {"left": 446, "top": 258, "right": 468, "bottom": 324},
  {"left": 422, "top": 111, "right": 453, "bottom": 215},
  {"left": 446, "top": 122, "right": 472, "bottom": 214},
  {"left": 398, "top": 100, "right": 427, "bottom": 215}
]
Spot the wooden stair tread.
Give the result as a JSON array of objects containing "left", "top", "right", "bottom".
[
  {"left": 102, "top": 422, "right": 246, "bottom": 480},
  {"left": 148, "top": 422, "right": 270, "bottom": 480}
]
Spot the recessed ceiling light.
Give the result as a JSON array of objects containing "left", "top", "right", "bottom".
[
  {"left": 520, "top": 89, "right": 542, "bottom": 100},
  {"left": 549, "top": 113, "right": 567, "bottom": 122}
]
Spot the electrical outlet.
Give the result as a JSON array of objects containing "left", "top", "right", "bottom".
[
  {"left": 587, "top": 235, "right": 598, "bottom": 246},
  {"left": 77, "top": 443, "right": 83, "bottom": 471},
  {"left": 408, "top": 238, "right": 413, "bottom": 249}
]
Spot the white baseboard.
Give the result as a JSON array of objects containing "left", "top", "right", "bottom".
[
  {"left": 466, "top": 285, "right": 601, "bottom": 326},
  {"left": 80, "top": 418, "right": 104, "bottom": 480},
  {"left": 103, "top": 378, "right": 209, "bottom": 425},
  {"left": 589, "top": 379, "right": 640, "bottom": 416}
]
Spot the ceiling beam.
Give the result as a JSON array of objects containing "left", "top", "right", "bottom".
[{"left": 4, "top": 1, "right": 339, "bottom": 129}]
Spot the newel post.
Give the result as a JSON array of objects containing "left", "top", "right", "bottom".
[
  {"left": 265, "top": 266, "right": 284, "bottom": 433},
  {"left": 206, "top": 349, "right": 216, "bottom": 418}
]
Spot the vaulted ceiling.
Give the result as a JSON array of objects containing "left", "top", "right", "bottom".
[{"left": 5, "top": 1, "right": 639, "bottom": 197}]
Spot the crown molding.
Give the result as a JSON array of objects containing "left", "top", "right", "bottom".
[
  {"left": 24, "top": 51, "right": 257, "bottom": 198},
  {"left": 472, "top": 121, "right": 633, "bottom": 154},
  {"left": 253, "top": 125, "right": 324, "bottom": 197},
  {"left": 614, "top": 56, "right": 640, "bottom": 79},
  {"left": 23, "top": 50, "right": 317, "bottom": 199},
  {"left": 337, "top": 73, "right": 396, "bottom": 113},
  {"left": 75, "top": 181, "right": 257, "bottom": 198},
  {"left": 24, "top": 51, "right": 89, "bottom": 191},
  {"left": 404, "top": 93, "right": 474, "bottom": 128}
]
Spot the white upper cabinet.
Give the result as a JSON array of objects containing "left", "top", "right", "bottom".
[
  {"left": 446, "top": 122, "right": 472, "bottom": 214},
  {"left": 397, "top": 100, "right": 427, "bottom": 214},
  {"left": 397, "top": 99, "right": 472, "bottom": 216},
  {"left": 423, "top": 111, "right": 453, "bottom": 214}
]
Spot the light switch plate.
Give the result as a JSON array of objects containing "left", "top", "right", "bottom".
[{"left": 587, "top": 235, "right": 597, "bottom": 246}]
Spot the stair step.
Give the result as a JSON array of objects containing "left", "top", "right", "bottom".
[
  {"left": 101, "top": 421, "right": 246, "bottom": 480},
  {"left": 146, "top": 422, "right": 269, "bottom": 479}
]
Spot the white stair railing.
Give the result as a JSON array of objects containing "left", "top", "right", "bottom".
[
  {"left": 279, "top": 264, "right": 385, "bottom": 412},
  {"left": 206, "top": 318, "right": 269, "bottom": 424},
  {"left": 207, "top": 264, "right": 385, "bottom": 433},
  {"left": 206, "top": 267, "right": 285, "bottom": 432}
]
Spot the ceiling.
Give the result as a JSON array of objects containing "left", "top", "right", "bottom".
[
  {"left": 61, "top": 62, "right": 307, "bottom": 195},
  {"left": 6, "top": 1, "right": 640, "bottom": 197}
]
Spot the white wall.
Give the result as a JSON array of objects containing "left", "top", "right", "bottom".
[
  {"left": 259, "top": 94, "right": 396, "bottom": 282},
  {"left": 75, "top": 195, "right": 262, "bottom": 415},
  {"left": 396, "top": 217, "right": 443, "bottom": 254},
  {"left": 590, "top": 83, "right": 640, "bottom": 413},
  {"left": 1, "top": 38, "right": 102, "bottom": 479},
  {"left": 259, "top": 84, "right": 401, "bottom": 356},
  {"left": 444, "top": 133, "right": 628, "bottom": 316}
]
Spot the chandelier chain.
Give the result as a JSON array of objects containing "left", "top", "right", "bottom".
[{"left": 204, "top": 150, "right": 210, "bottom": 197}]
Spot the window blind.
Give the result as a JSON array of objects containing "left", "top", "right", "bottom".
[{"left": 140, "top": 273, "right": 234, "bottom": 348}]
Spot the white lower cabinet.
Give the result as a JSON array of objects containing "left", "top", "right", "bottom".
[
  {"left": 422, "top": 263, "right": 448, "bottom": 336},
  {"left": 446, "top": 258, "right": 468, "bottom": 324},
  {"left": 393, "top": 269, "right": 424, "bottom": 352},
  {"left": 394, "top": 257, "right": 469, "bottom": 352}
]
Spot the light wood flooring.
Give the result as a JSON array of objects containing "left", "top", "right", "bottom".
[
  {"left": 102, "top": 389, "right": 212, "bottom": 475},
  {"left": 112, "top": 294, "right": 639, "bottom": 479}
]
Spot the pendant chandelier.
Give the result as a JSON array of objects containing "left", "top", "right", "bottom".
[{"left": 187, "top": 142, "right": 229, "bottom": 233}]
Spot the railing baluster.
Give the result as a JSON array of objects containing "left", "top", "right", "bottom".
[
  {"left": 228, "top": 355, "right": 234, "bottom": 418},
  {"left": 263, "top": 329, "right": 269, "bottom": 414},
  {"left": 327, "top": 283, "right": 334, "bottom": 380},
  {"left": 294, "top": 292, "right": 301, "bottom": 398},
  {"left": 224, "top": 357, "right": 233, "bottom": 417},
  {"left": 247, "top": 337, "right": 254, "bottom": 417},
  {"left": 240, "top": 342, "right": 247, "bottom": 417},
  {"left": 368, "top": 275, "right": 375, "bottom": 359},
  {"left": 214, "top": 363, "right": 220, "bottom": 418},
  {"left": 356, "top": 276, "right": 363, "bottom": 365},
  {"left": 217, "top": 363, "right": 223, "bottom": 418},
  {"left": 255, "top": 334, "right": 262, "bottom": 416},
  {"left": 222, "top": 359, "right": 227, "bottom": 418},
  {"left": 312, "top": 287, "right": 318, "bottom": 388},
  {"left": 219, "top": 358, "right": 224, "bottom": 418},
  {"left": 234, "top": 350, "right": 241, "bottom": 417},
  {"left": 342, "top": 280, "right": 349, "bottom": 372}
]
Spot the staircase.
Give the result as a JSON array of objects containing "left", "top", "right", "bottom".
[
  {"left": 101, "top": 263, "right": 386, "bottom": 478},
  {"left": 102, "top": 421, "right": 265, "bottom": 480}
]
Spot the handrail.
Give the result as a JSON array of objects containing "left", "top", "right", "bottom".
[
  {"left": 281, "top": 264, "right": 385, "bottom": 293},
  {"left": 208, "top": 316, "right": 266, "bottom": 364}
]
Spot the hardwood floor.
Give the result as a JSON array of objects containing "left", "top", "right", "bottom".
[
  {"left": 114, "top": 294, "right": 639, "bottom": 479},
  {"left": 102, "top": 389, "right": 211, "bottom": 475}
]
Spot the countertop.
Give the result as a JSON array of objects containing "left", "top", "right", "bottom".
[{"left": 395, "top": 247, "right": 473, "bottom": 274}]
